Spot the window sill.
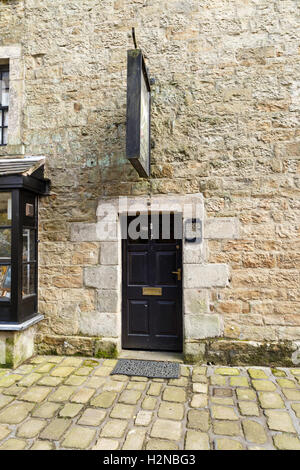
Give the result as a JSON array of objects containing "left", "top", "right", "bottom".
[
  {"left": 0, "top": 313, "right": 44, "bottom": 331},
  {"left": 0, "top": 144, "right": 25, "bottom": 156}
]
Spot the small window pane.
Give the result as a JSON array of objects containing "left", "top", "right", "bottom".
[
  {"left": 3, "top": 110, "right": 8, "bottom": 126},
  {"left": 0, "top": 193, "right": 12, "bottom": 225},
  {"left": 0, "top": 265, "right": 11, "bottom": 300},
  {"left": 1, "top": 90, "right": 9, "bottom": 107},
  {"left": 22, "top": 263, "right": 36, "bottom": 297},
  {"left": 0, "top": 228, "right": 11, "bottom": 259},
  {"left": 1, "top": 72, "right": 9, "bottom": 107},
  {"left": 2, "top": 128, "right": 8, "bottom": 145},
  {"left": 23, "top": 229, "right": 36, "bottom": 262}
]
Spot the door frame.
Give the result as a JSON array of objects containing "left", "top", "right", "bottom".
[{"left": 121, "top": 212, "right": 183, "bottom": 352}]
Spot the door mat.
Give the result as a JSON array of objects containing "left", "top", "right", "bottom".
[{"left": 111, "top": 359, "right": 180, "bottom": 379}]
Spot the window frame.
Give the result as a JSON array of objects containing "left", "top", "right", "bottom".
[{"left": 0, "top": 65, "right": 9, "bottom": 146}]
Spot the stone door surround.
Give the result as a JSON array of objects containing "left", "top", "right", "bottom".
[{"left": 71, "top": 194, "right": 239, "bottom": 362}]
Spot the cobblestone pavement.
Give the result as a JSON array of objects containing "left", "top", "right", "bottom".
[{"left": 0, "top": 356, "right": 300, "bottom": 450}]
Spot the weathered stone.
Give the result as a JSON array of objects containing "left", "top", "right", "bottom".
[
  {"left": 135, "top": 410, "right": 152, "bottom": 426},
  {"left": 31, "top": 441, "right": 54, "bottom": 450},
  {"left": 147, "top": 383, "right": 163, "bottom": 396},
  {"left": 163, "top": 386, "right": 186, "bottom": 403},
  {"left": 48, "top": 385, "right": 76, "bottom": 402},
  {"left": 210, "top": 375, "right": 227, "bottom": 386},
  {"left": 0, "top": 402, "right": 34, "bottom": 424},
  {"left": 122, "top": 428, "right": 146, "bottom": 450},
  {"left": 291, "top": 403, "right": 300, "bottom": 418},
  {"left": 187, "top": 409, "right": 210, "bottom": 431},
  {"left": 70, "top": 387, "right": 95, "bottom": 403},
  {"left": 93, "top": 438, "right": 119, "bottom": 450},
  {"left": 205, "top": 217, "right": 239, "bottom": 240},
  {"left": 118, "top": 390, "right": 141, "bottom": 405},
  {"left": 17, "top": 418, "right": 46, "bottom": 438},
  {"left": 51, "top": 367, "right": 75, "bottom": 377},
  {"left": 185, "top": 314, "right": 223, "bottom": 339},
  {"left": 258, "top": 392, "right": 285, "bottom": 409},
  {"left": 215, "top": 367, "right": 240, "bottom": 376},
  {"left": 91, "top": 392, "right": 117, "bottom": 408},
  {"left": 40, "top": 418, "right": 71, "bottom": 440},
  {"left": 110, "top": 404, "right": 135, "bottom": 419},
  {"left": 0, "top": 438, "right": 27, "bottom": 450},
  {"left": 59, "top": 403, "right": 83, "bottom": 418},
  {"left": 238, "top": 401, "right": 260, "bottom": 416},
  {"left": 0, "top": 394, "right": 14, "bottom": 409},
  {"left": 230, "top": 376, "right": 249, "bottom": 387},
  {"left": 276, "top": 378, "right": 296, "bottom": 389},
  {"left": 100, "top": 419, "right": 127, "bottom": 438},
  {"left": 151, "top": 419, "right": 182, "bottom": 441},
  {"left": 211, "top": 405, "right": 239, "bottom": 421},
  {"left": 142, "top": 396, "right": 157, "bottom": 410},
  {"left": 213, "top": 420, "right": 241, "bottom": 436},
  {"left": 185, "top": 430, "right": 210, "bottom": 450},
  {"left": 192, "top": 383, "right": 208, "bottom": 394},
  {"left": 216, "top": 438, "right": 244, "bottom": 450},
  {"left": 237, "top": 388, "right": 257, "bottom": 401},
  {"left": 37, "top": 376, "right": 63, "bottom": 387},
  {"left": 248, "top": 369, "right": 268, "bottom": 379},
  {"left": 265, "top": 410, "right": 296, "bottom": 433},
  {"left": 0, "top": 424, "right": 10, "bottom": 440},
  {"left": 190, "top": 394, "right": 208, "bottom": 408},
  {"left": 32, "top": 402, "right": 61, "bottom": 418},
  {"left": 252, "top": 380, "right": 276, "bottom": 391},
  {"left": 78, "top": 408, "right": 106, "bottom": 426},
  {"left": 64, "top": 375, "right": 86, "bottom": 386},
  {"left": 184, "top": 264, "right": 229, "bottom": 288},
  {"left": 62, "top": 426, "right": 96, "bottom": 449},
  {"left": 146, "top": 438, "right": 178, "bottom": 450},
  {"left": 273, "top": 434, "right": 300, "bottom": 450},
  {"left": 242, "top": 420, "right": 268, "bottom": 444},
  {"left": 158, "top": 402, "right": 184, "bottom": 421}
]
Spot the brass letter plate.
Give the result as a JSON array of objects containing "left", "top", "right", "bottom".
[{"left": 142, "top": 287, "right": 162, "bottom": 296}]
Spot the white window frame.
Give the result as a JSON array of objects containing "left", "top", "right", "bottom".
[{"left": 0, "top": 45, "right": 24, "bottom": 155}]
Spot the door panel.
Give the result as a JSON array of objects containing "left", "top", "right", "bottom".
[
  {"left": 128, "top": 300, "right": 149, "bottom": 335},
  {"left": 122, "top": 213, "right": 182, "bottom": 352},
  {"left": 128, "top": 251, "right": 148, "bottom": 285}
]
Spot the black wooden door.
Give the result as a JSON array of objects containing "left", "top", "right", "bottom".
[{"left": 122, "top": 214, "right": 182, "bottom": 352}]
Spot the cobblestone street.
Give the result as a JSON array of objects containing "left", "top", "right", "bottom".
[{"left": 0, "top": 356, "right": 299, "bottom": 450}]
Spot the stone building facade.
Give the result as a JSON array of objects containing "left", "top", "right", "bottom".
[{"left": 0, "top": 0, "right": 299, "bottom": 367}]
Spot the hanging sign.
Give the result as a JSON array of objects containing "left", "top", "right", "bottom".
[{"left": 126, "top": 49, "right": 151, "bottom": 178}]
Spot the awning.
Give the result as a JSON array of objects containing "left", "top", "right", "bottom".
[
  {"left": 0, "top": 156, "right": 50, "bottom": 195},
  {"left": 0, "top": 156, "right": 46, "bottom": 176}
]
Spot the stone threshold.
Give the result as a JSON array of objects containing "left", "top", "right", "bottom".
[
  {"left": 0, "top": 314, "right": 44, "bottom": 331},
  {"left": 119, "top": 349, "right": 184, "bottom": 363}
]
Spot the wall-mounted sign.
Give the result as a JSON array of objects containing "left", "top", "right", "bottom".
[
  {"left": 185, "top": 218, "right": 202, "bottom": 243},
  {"left": 126, "top": 49, "right": 151, "bottom": 178}
]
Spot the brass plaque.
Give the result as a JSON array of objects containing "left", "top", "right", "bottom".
[{"left": 142, "top": 287, "right": 162, "bottom": 296}]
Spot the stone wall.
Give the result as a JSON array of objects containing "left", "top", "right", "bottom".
[{"left": 0, "top": 0, "right": 299, "bottom": 364}]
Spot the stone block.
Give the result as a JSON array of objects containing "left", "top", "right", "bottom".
[
  {"left": 70, "top": 223, "right": 99, "bottom": 242},
  {"left": 79, "top": 311, "right": 119, "bottom": 338},
  {"left": 184, "top": 264, "right": 229, "bottom": 288},
  {"left": 100, "top": 242, "right": 119, "bottom": 265},
  {"left": 183, "top": 243, "right": 206, "bottom": 264},
  {"left": 204, "top": 217, "right": 239, "bottom": 239},
  {"left": 150, "top": 419, "right": 182, "bottom": 441},
  {"left": 84, "top": 266, "right": 119, "bottom": 289},
  {"left": 185, "top": 314, "right": 223, "bottom": 339},
  {"left": 184, "top": 289, "right": 209, "bottom": 314},
  {"left": 95, "top": 338, "right": 120, "bottom": 359},
  {"left": 185, "top": 430, "right": 210, "bottom": 450},
  {"left": 184, "top": 342, "right": 205, "bottom": 363},
  {"left": 0, "top": 326, "right": 36, "bottom": 369},
  {"left": 97, "top": 289, "right": 120, "bottom": 313}
]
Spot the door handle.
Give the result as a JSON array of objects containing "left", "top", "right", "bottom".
[{"left": 171, "top": 268, "right": 181, "bottom": 281}]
